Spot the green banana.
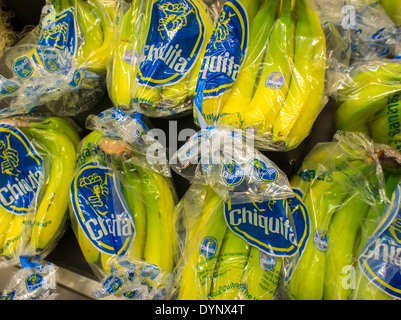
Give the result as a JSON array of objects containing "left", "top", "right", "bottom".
[
  {"left": 381, "top": 0, "right": 401, "bottom": 26},
  {"left": 242, "top": 0, "right": 295, "bottom": 134},
  {"left": 239, "top": 247, "right": 282, "bottom": 300},
  {"left": 114, "top": 160, "right": 147, "bottom": 261},
  {"left": 110, "top": 0, "right": 146, "bottom": 108},
  {"left": 2, "top": 213, "right": 27, "bottom": 258},
  {"left": 135, "top": 166, "right": 176, "bottom": 274},
  {"left": 219, "top": 0, "right": 281, "bottom": 128},
  {"left": 289, "top": 159, "right": 370, "bottom": 300},
  {"left": 272, "top": 0, "right": 326, "bottom": 151},
  {"left": 369, "top": 92, "right": 401, "bottom": 152},
  {"left": 334, "top": 83, "right": 401, "bottom": 133},
  {"left": 178, "top": 187, "right": 226, "bottom": 300},
  {"left": 25, "top": 127, "right": 76, "bottom": 253},
  {"left": 323, "top": 171, "right": 380, "bottom": 300},
  {"left": 73, "top": 130, "right": 106, "bottom": 264},
  {"left": 209, "top": 227, "right": 250, "bottom": 300}
]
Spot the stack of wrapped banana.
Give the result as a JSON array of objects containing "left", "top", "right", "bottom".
[{"left": 1, "top": 0, "right": 401, "bottom": 301}]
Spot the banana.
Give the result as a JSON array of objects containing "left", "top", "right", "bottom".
[
  {"left": 334, "top": 83, "right": 401, "bottom": 133},
  {"left": 114, "top": 160, "right": 147, "bottom": 261},
  {"left": 135, "top": 166, "right": 176, "bottom": 274},
  {"left": 178, "top": 187, "right": 226, "bottom": 300},
  {"left": 272, "top": 0, "right": 326, "bottom": 150},
  {"left": 239, "top": 247, "right": 282, "bottom": 300},
  {"left": 73, "top": 131, "right": 106, "bottom": 264},
  {"left": 219, "top": 0, "right": 281, "bottom": 128},
  {"left": 288, "top": 159, "right": 370, "bottom": 300},
  {"left": 242, "top": 0, "right": 295, "bottom": 134},
  {"left": 209, "top": 227, "right": 250, "bottom": 300},
  {"left": 0, "top": 209, "right": 14, "bottom": 256},
  {"left": 323, "top": 174, "right": 378, "bottom": 300},
  {"left": 2, "top": 213, "right": 27, "bottom": 258},
  {"left": 25, "top": 127, "right": 76, "bottom": 253},
  {"left": 369, "top": 92, "right": 401, "bottom": 152},
  {"left": 381, "top": 0, "right": 401, "bottom": 26},
  {"left": 198, "top": 0, "right": 262, "bottom": 125},
  {"left": 109, "top": 0, "right": 146, "bottom": 108}
]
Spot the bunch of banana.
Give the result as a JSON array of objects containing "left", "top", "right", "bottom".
[
  {"left": 288, "top": 134, "right": 400, "bottom": 300},
  {"left": 109, "top": 0, "right": 152, "bottom": 109},
  {"left": 206, "top": 0, "right": 326, "bottom": 152},
  {"left": 177, "top": 185, "right": 283, "bottom": 300},
  {"left": 55, "top": 0, "right": 114, "bottom": 73},
  {"left": 116, "top": 0, "right": 214, "bottom": 117},
  {"left": 0, "top": 116, "right": 78, "bottom": 261},
  {"left": 381, "top": 0, "right": 401, "bottom": 26},
  {"left": 70, "top": 131, "right": 178, "bottom": 293},
  {"left": 334, "top": 61, "right": 401, "bottom": 151}
]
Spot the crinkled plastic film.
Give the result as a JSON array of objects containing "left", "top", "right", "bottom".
[
  {"left": 69, "top": 107, "right": 180, "bottom": 299},
  {"left": 286, "top": 131, "right": 401, "bottom": 300},
  {"left": 193, "top": 0, "right": 349, "bottom": 152},
  {"left": 0, "top": 114, "right": 79, "bottom": 268},
  {"left": 0, "top": 0, "right": 116, "bottom": 117},
  {"left": 170, "top": 127, "right": 306, "bottom": 300},
  {"left": 334, "top": 59, "right": 401, "bottom": 152},
  {"left": 108, "top": 0, "right": 216, "bottom": 118}
]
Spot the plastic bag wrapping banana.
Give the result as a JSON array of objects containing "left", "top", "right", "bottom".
[
  {"left": 0, "top": 0, "right": 116, "bottom": 117},
  {"left": 69, "top": 107, "right": 179, "bottom": 300},
  {"left": 108, "top": 0, "right": 215, "bottom": 118},
  {"left": 0, "top": 114, "right": 79, "bottom": 270},
  {"left": 169, "top": 127, "right": 310, "bottom": 300},
  {"left": 334, "top": 59, "right": 401, "bottom": 152},
  {"left": 193, "top": 0, "right": 347, "bottom": 152},
  {"left": 285, "top": 130, "right": 401, "bottom": 300},
  {"left": 0, "top": 257, "right": 58, "bottom": 300}
]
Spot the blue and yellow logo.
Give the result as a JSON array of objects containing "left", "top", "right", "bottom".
[
  {"left": 0, "top": 125, "right": 43, "bottom": 214},
  {"left": 71, "top": 163, "right": 135, "bottom": 256},
  {"left": 13, "top": 56, "right": 34, "bottom": 80},
  {"left": 221, "top": 159, "right": 244, "bottom": 187},
  {"left": 199, "top": 236, "right": 218, "bottom": 258},
  {"left": 246, "top": 158, "right": 278, "bottom": 182},
  {"left": 195, "top": 0, "right": 248, "bottom": 104},
  {"left": 25, "top": 273, "right": 44, "bottom": 292},
  {"left": 265, "top": 72, "right": 286, "bottom": 90},
  {"left": 0, "top": 77, "right": 20, "bottom": 96},
  {"left": 137, "top": 0, "right": 205, "bottom": 87}
]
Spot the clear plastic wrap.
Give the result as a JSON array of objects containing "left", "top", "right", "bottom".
[
  {"left": 69, "top": 107, "right": 179, "bottom": 299},
  {"left": 0, "top": 114, "right": 79, "bottom": 269},
  {"left": 0, "top": 0, "right": 115, "bottom": 117},
  {"left": 108, "top": 0, "right": 216, "bottom": 118},
  {"left": 170, "top": 127, "right": 307, "bottom": 300},
  {"left": 193, "top": 0, "right": 347, "bottom": 152},
  {"left": 0, "top": 257, "right": 58, "bottom": 300},
  {"left": 334, "top": 59, "right": 401, "bottom": 152},
  {"left": 286, "top": 131, "right": 401, "bottom": 300}
]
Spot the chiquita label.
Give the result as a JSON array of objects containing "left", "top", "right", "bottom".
[
  {"left": 13, "top": 8, "right": 77, "bottom": 79},
  {"left": 71, "top": 162, "right": 135, "bottom": 256},
  {"left": 0, "top": 124, "right": 44, "bottom": 214},
  {"left": 136, "top": 0, "right": 205, "bottom": 87},
  {"left": 195, "top": 0, "right": 248, "bottom": 109},
  {"left": 358, "top": 183, "right": 401, "bottom": 299}
]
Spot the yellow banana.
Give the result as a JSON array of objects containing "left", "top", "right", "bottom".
[
  {"left": 2, "top": 213, "right": 27, "bottom": 258},
  {"left": 0, "top": 208, "right": 14, "bottom": 256},
  {"left": 219, "top": 0, "right": 281, "bottom": 128},
  {"left": 239, "top": 247, "right": 282, "bottom": 300},
  {"left": 110, "top": 0, "right": 147, "bottom": 108},
  {"left": 272, "top": 0, "right": 326, "bottom": 151},
  {"left": 26, "top": 127, "right": 76, "bottom": 253},
  {"left": 381, "top": 0, "right": 401, "bottom": 26},
  {"left": 209, "top": 227, "right": 250, "bottom": 300},
  {"left": 243, "top": 0, "right": 295, "bottom": 134},
  {"left": 178, "top": 187, "right": 226, "bottom": 300}
]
